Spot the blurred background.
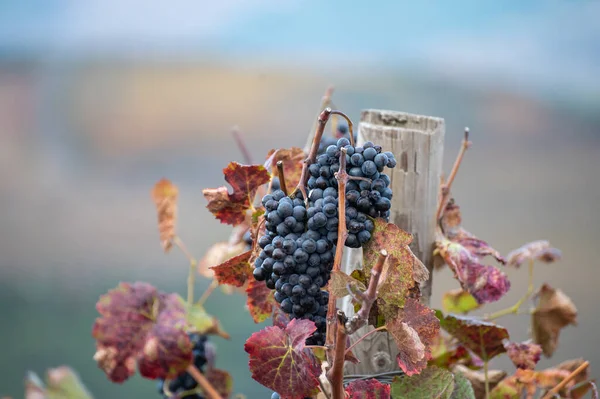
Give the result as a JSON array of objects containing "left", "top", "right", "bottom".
[{"left": 1, "top": 0, "right": 599, "bottom": 397}]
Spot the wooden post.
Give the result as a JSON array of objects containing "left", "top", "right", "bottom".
[{"left": 342, "top": 109, "right": 444, "bottom": 376}]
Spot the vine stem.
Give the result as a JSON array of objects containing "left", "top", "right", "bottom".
[
  {"left": 485, "top": 259, "right": 535, "bottom": 321},
  {"left": 187, "top": 364, "right": 223, "bottom": 399},
  {"left": 345, "top": 326, "right": 387, "bottom": 355},
  {"left": 174, "top": 236, "right": 197, "bottom": 318},
  {"left": 329, "top": 110, "right": 355, "bottom": 147},
  {"left": 542, "top": 361, "right": 589, "bottom": 399},
  {"left": 276, "top": 161, "right": 288, "bottom": 195},
  {"left": 231, "top": 126, "right": 253, "bottom": 165},
  {"left": 483, "top": 360, "right": 490, "bottom": 399},
  {"left": 303, "top": 86, "right": 334, "bottom": 154},
  {"left": 436, "top": 127, "right": 471, "bottom": 221},
  {"left": 328, "top": 311, "right": 348, "bottom": 399},
  {"left": 197, "top": 279, "right": 219, "bottom": 307}
]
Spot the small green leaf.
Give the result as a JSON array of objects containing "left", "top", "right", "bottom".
[
  {"left": 442, "top": 289, "right": 480, "bottom": 314},
  {"left": 391, "top": 366, "right": 455, "bottom": 398},
  {"left": 182, "top": 299, "right": 230, "bottom": 339}
]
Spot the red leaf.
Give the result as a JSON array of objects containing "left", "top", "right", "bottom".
[
  {"left": 345, "top": 379, "right": 391, "bottom": 399},
  {"left": 438, "top": 239, "right": 510, "bottom": 304},
  {"left": 386, "top": 298, "right": 440, "bottom": 376},
  {"left": 244, "top": 319, "right": 321, "bottom": 399},
  {"left": 209, "top": 250, "right": 253, "bottom": 287},
  {"left": 246, "top": 279, "right": 275, "bottom": 323},
  {"left": 506, "top": 240, "right": 562, "bottom": 268},
  {"left": 439, "top": 314, "right": 509, "bottom": 361},
  {"left": 265, "top": 147, "right": 305, "bottom": 189},
  {"left": 203, "top": 162, "right": 270, "bottom": 225},
  {"left": 504, "top": 341, "right": 542, "bottom": 370},
  {"left": 205, "top": 368, "right": 233, "bottom": 398},
  {"left": 92, "top": 282, "right": 192, "bottom": 383}
]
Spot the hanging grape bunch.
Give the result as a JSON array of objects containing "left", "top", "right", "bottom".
[{"left": 252, "top": 132, "right": 397, "bottom": 346}]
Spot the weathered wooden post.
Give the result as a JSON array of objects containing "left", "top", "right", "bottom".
[{"left": 342, "top": 109, "right": 445, "bottom": 376}]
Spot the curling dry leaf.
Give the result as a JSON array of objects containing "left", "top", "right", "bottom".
[
  {"left": 25, "top": 366, "right": 93, "bottom": 399},
  {"left": 345, "top": 379, "right": 391, "bottom": 399},
  {"left": 204, "top": 368, "right": 233, "bottom": 398},
  {"left": 203, "top": 162, "right": 270, "bottom": 225},
  {"left": 532, "top": 283, "right": 577, "bottom": 357},
  {"left": 246, "top": 279, "right": 276, "bottom": 323},
  {"left": 151, "top": 179, "right": 178, "bottom": 252},
  {"left": 92, "top": 282, "right": 192, "bottom": 383},
  {"left": 244, "top": 319, "right": 321, "bottom": 399},
  {"left": 504, "top": 341, "right": 542, "bottom": 370},
  {"left": 391, "top": 366, "right": 454, "bottom": 398},
  {"left": 437, "top": 238, "right": 510, "bottom": 304},
  {"left": 387, "top": 298, "right": 440, "bottom": 375},
  {"left": 429, "top": 333, "right": 482, "bottom": 370},
  {"left": 209, "top": 250, "right": 253, "bottom": 287},
  {"left": 442, "top": 289, "right": 481, "bottom": 314},
  {"left": 441, "top": 200, "right": 505, "bottom": 264},
  {"left": 363, "top": 219, "right": 427, "bottom": 318},
  {"left": 329, "top": 270, "right": 366, "bottom": 299},
  {"left": 453, "top": 365, "right": 506, "bottom": 399},
  {"left": 265, "top": 147, "right": 305, "bottom": 189},
  {"left": 439, "top": 314, "right": 508, "bottom": 361},
  {"left": 506, "top": 240, "right": 562, "bottom": 268}
]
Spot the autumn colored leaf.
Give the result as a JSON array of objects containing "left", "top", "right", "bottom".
[
  {"left": 272, "top": 305, "right": 291, "bottom": 329},
  {"left": 265, "top": 147, "right": 305, "bottom": 189},
  {"left": 451, "top": 372, "right": 476, "bottom": 399},
  {"left": 453, "top": 365, "right": 506, "bottom": 399},
  {"left": 490, "top": 368, "right": 572, "bottom": 399},
  {"left": 246, "top": 279, "right": 275, "bottom": 323},
  {"left": 151, "top": 178, "right": 178, "bottom": 252},
  {"left": 25, "top": 367, "right": 93, "bottom": 399},
  {"left": 197, "top": 241, "right": 248, "bottom": 281},
  {"left": 204, "top": 368, "right": 233, "bottom": 398},
  {"left": 437, "top": 239, "right": 510, "bottom": 304},
  {"left": 92, "top": 282, "right": 192, "bottom": 383},
  {"left": 185, "top": 302, "right": 230, "bottom": 339},
  {"left": 439, "top": 314, "right": 509, "bottom": 361},
  {"left": 387, "top": 298, "right": 440, "bottom": 375},
  {"left": 504, "top": 341, "right": 542, "bottom": 370},
  {"left": 531, "top": 283, "right": 577, "bottom": 357},
  {"left": 441, "top": 200, "right": 505, "bottom": 264},
  {"left": 209, "top": 250, "right": 253, "bottom": 287},
  {"left": 429, "top": 333, "right": 482, "bottom": 370},
  {"left": 506, "top": 240, "right": 562, "bottom": 268},
  {"left": 391, "top": 366, "right": 455, "bottom": 398},
  {"left": 244, "top": 319, "right": 321, "bottom": 399},
  {"left": 203, "top": 162, "right": 270, "bottom": 225},
  {"left": 329, "top": 270, "right": 366, "bottom": 298},
  {"left": 553, "top": 358, "right": 591, "bottom": 398},
  {"left": 442, "top": 289, "right": 481, "bottom": 314},
  {"left": 345, "top": 379, "right": 391, "bottom": 399}
]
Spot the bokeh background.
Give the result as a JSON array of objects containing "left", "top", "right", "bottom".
[{"left": 1, "top": 1, "right": 599, "bottom": 397}]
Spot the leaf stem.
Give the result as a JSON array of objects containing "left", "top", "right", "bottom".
[
  {"left": 231, "top": 126, "right": 253, "bottom": 165},
  {"left": 542, "top": 361, "right": 589, "bottom": 399},
  {"left": 436, "top": 127, "right": 471, "bottom": 221},
  {"left": 276, "top": 160, "right": 288, "bottom": 195},
  {"left": 197, "top": 279, "right": 219, "bottom": 307},
  {"left": 329, "top": 110, "right": 355, "bottom": 147},
  {"left": 485, "top": 259, "right": 535, "bottom": 321},
  {"left": 483, "top": 360, "right": 490, "bottom": 399},
  {"left": 187, "top": 364, "right": 223, "bottom": 399},
  {"left": 345, "top": 326, "right": 387, "bottom": 355},
  {"left": 174, "top": 236, "right": 198, "bottom": 318}
]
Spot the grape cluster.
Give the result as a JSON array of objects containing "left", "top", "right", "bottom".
[
  {"left": 308, "top": 138, "right": 397, "bottom": 248},
  {"left": 253, "top": 189, "right": 333, "bottom": 345},
  {"left": 317, "top": 124, "right": 357, "bottom": 155},
  {"left": 157, "top": 333, "right": 208, "bottom": 399}
]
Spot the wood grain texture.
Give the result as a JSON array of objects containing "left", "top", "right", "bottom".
[{"left": 342, "top": 109, "right": 445, "bottom": 376}]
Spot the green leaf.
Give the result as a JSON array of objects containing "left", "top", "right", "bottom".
[
  {"left": 26, "top": 367, "right": 94, "bottom": 399},
  {"left": 450, "top": 372, "right": 475, "bottom": 399},
  {"left": 183, "top": 299, "right": 230, "bottom": 339},
  {"left": 442, "top": 289, "right": 481, "bottom": 314},
  {"left": 391, "top": 366, "right": 455, "bottom": 398}
]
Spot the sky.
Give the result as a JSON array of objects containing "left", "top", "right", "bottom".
[{"left": 0, "top": 0, "right": 599, "bottom": 98}]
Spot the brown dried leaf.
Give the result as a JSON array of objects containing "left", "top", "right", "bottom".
[
  {"left": 151, "top": 178, "right": 178, "bottom": 252},
  {"left": 453, "top": 364, "right": 506, "bottom": 399},
  {"left": 506, "top": 240, "right": 562, "bottom": 268},
  {"left": 491, "top": 368, "right": 572, "bottom": 398},
  {"left": 265, "top": 147, "right": 305, "bottom": 189},
  {"left": 209, "top": 250, "right": 253, "bottom": 287},
  {"left": 532, "top": 284, "right": 577, "bottom": 357},
  {"left": 504, "top": 341, "right": 542, "bottom": 370},
  {"left": 197, "top": 241, "right": 247, "bottom": 279},
  {"left": 328, "top": 270, "right": 366, "bottom": 299}
]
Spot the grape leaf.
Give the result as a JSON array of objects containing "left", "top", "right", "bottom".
[
  {"left": 437, "top": 239, "right": 510, "bottom": 304},
  {"left": 504, "top": 341, "right": 542, "bottom": 370},
  {"left": 265, "top": 147, "right": 305, "bottom": 189},
  {"left": 439, "top": 314, "right": 509, "bottom": 361},
  {"left": 506, "top": 240, "right": 562, "bottom": 268},
  {"left": 490, "top": 368, "right": 572, "bottom": 399},
  {"left": 198, "top": 241, "right": 246, "bottom": 279},
  {"left": 25, "top": 366, "right": 93, "bottom": 399},
  {"left": 451, "top": 372, "right": 476, "bottom": 399},
  {"left": 453, "top": 365, "right": 506, "bottom": 399},
  {"left": 531, "top": 283, "right": 577, "bottom": 357},
  {"left": 441, "top": 200, "right": 505, "bottom": 264},
  {"left": 391, "top": 366, "right": 455, "bottom": 398},
  {"left": 246, "top": 279, "right": 275, "bottom": 323},
  {"left": 387, "top": 298, "right": 440, "bottom": 376},
  {"left": 272, "top": 305, "right": 291, "bottom": 329},
  {"left": 244, "top": 319, "right": 321, "bottom": 399},
  {"left": 429, "top": 333, "right": 482, "bottom": 370},
  {"left": 203, "top": 162, "right": 270, "bottom": 225},
  {"left": 209, "top": 250, "right": 253, "bottom": 287},
  {"left": 345, "top": 379, "right": 391, "bottom": 399},
  {"left": 185, "top": 302, "right": 230, "bottom": 339},
  {"left": 442, "top": 289, "right": 481, "bottom": 314},
  {"left": 204, "top": 368, "right": 233, "bottom": 398},
  {"left": 151, "top": 178, "right": 178, "bottom": 252},
  {"left": 329, "top": 270, "right": 366, "bottom": 298},
  {"left": 92, "top": 282, "right": 192, "bottom": 383}
]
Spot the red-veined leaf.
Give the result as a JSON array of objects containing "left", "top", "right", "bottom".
[
  {"left": 209, "top": 250, "right": 252, "bottom": 287},
  {"left": 345, "top": 379, "right": 391, "bottom": 399},
  {"left": 246, "top": 279, "right": 275, "bottom": 323},
  {"left": 439, "top": 314, "right": 509, "bottom": 361}
]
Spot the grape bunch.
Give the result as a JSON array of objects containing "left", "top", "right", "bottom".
[
  {"left": 157, "top": 333, "right": 209, "bottom": 399},
  {"left": 308, "top": 137, "right": 397, "bottom": 248},
  {"left": 317, "top": 124, "right": 357, "bottom": 155}
]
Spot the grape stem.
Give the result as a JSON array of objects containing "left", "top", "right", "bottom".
[
  {"left": 436, "top": 127, "right": 471, "bottom": 221},
  {"left": 303, "top": 86, "right": 334, "bottom": 154},
  {"left": 187, "top": 364, "right": 223, "bottom": 399},
  {"left": 231, "top": 125, "right": 253, "bottom": 165},
  {"left": 345, "top": 250, "right": 388, "bottom": 334},
  {"left": 174, "top": 236, "right": 198, "bottom": 320},
  {"left": 485, "top": 258, "right": 535, "bottom": 321},
  {"left": 328, "top": 311, "right": 349, "bottom": 399},
  {"left": 345, "top": 326, "right": 387, "bottom": 356},
  {"left": 329, "top": 110, "right": 355, "bottom": 147},
  {"left": 276, "top": 160, "right": 288, "bottom": 195}
]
